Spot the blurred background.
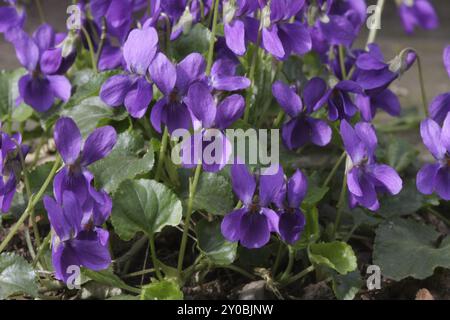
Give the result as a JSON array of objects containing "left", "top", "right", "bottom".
[{"left": 0, "top": 0, "right": 449, "bottom": 110}]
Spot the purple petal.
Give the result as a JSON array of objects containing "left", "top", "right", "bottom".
[
  {"left": 165, "top": 102, "right": 193, "bottom": 134},
  {"left": 176, "top": 53, "right": 206, "bottom": 93},
  {"left": 124, "top": 77, "right": 153, "bottom": 118},
  {"left": 356, "top": 53, "right": 386, "bottom": 70},
  {"left": 441, "top": 112, "right": 450, "bottom": 152},
  {"left": 212, "top": 75, "right": 251, "bottom": 91},
  {"left": 420, "top": 118, "right": 446, "bottom": 160},
  {"left": 224, "top": 19, "right": 246, "bottom": 56},
  {"left": 215, "top": 94, "right": 245, "bottom": 130},
  {"left": 53, "top": 168, "right": 90, "bottom": 213},
  {"left": 202, "top": 131, "right": 233, "bottom": 173},
  {"left": 354, "top": 173, "right": 379, "bottom": 211},
  {"left": 287, "top": 169, "right": 308, "bottom": 208},
  {"left": 340, "top": 120, "right": 365, "bottom": 164},
  {"left": 355, "top": 122, "right": 378, "bottom": 159},
  {"left": 308, "top": 118, "right": 332, "bottom": 147},
  {"left": 52, "top": 242, "right": 80, "bottom": 283},
  {"left": 435, "top": 166, "right": 450, "bottom": 200},
  {"left": 259, "top": 165, "right": 285, "bottom": 207},
  {"left": 239, "top": 211, "right": 271, "bottom": 249},
  {"left": 281, "top": 118, "right": 309, "bottom": 150},
  {"left": 368, "top": 164, "right": 403, "bottom": 195},
  {"left": 32, "top": 24, "right": 55, "bottom": 52},
  {"left": 123, "top": 27, "right": 158, "bottom": 75},
  {"left": 444, "top": 45, "right": 450, "bottom": 79},
  {"left": 347, "top": 167, "right": 363, "bottom": 197},
  {"left": 262, "top": 25, "right": 285, "bottom": 59},
  {"left": 149, "top": 52, "right": 176, "bottom": 95},
  {"left": 100, "top": 74, "right": 133, "bottom": 107},
  {"left": 54, "top": 117, "right": 82, "bottom": 165},
  {"left": 98, "top": 43, "right": 124, "bottom": 71},
  {"left": 303, "top": 77, "right": 327, "bottom": 112},
  {"left": 18, "top": 75, "right": 54, "bottom": 112},
  {"left": 186, "top": 82, "right": 215, "bottom": 128},
  {"left": 279, "top": 209, "right": 306, "bottom": 244},
  {"left": 40, "top": 48, "right": 63, "bottom": 75},
  {"left": 416, "top": 163, "right": 440, "bottom": 195},
  {"left": 429, "top": 93, "right": 450, "bottom": 125},
  {"left": 230, "top": 164, "right": 256, "bottom": 206},
  {"left": 372, "top": 89, "right": 401, "bottom": 117},
  {"left": 272, "top": 81, "right": 302, "bottom": 117},
  {"left": 278, "top": 22, "right": 311, "bottom": 57},
  {"left": 11, "top": 29, "right": 39, "bottom": 71},
  {"left": 71, "top": 230, "right": 111, "bottom": 271},
  {"left": 261, "top": 207, "right": 280, "bottom": 233},
  {"left": 48, "top": 75, "right": 72, "bottom": 102},
  {"left": 150, "top": 98, "right": 166, "bottom": 133},
  {"left": 221, "top": 208, "right": 246, "bottom": 242},
  {"left": 81, "top": 126, "right": 117, "bottom": 166}
]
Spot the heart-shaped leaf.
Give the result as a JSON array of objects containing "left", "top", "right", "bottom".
[
  {"left": 140, "top": 280, "right": 183, "bottom": 300},
  {"left": 309, "top": 241, "right": 357, "bottom": 275},
  {"left": 111, "top": 179, "right": 182, "bottom": 240},
  {"left": 196, "top": 220, "right": 237, "bottom": 265},
  {"left": 0, "top": 253, "right": 38, "bottom": 299}
]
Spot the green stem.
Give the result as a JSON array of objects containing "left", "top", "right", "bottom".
[
  {"left": 338, "top": 45, "right": 347, "bottom": 80},
  {"left": 322, "top": 151, "right": 346, "bottom": 188},
  {"left": 123, "top": 268, "right": 155, "bottom": 279},
  {"left": 282, "top": 265, "right": 314, "bottom": 287},
  {"left": 206, "top": 0, "right": 220, "bottom": 75},
  {"left": 177, "top": 163, "right": 202, "bottom": 276},
  {"left": 155, "top": 126, "right": 169, "bottom": 181},
  {"left": 244, "top": 31, "right": 262, "bottom": 123},
  {"left": 366, "top": 0, "right": 385, "bottom": 48},
  {"left": 32, "top": 232, "right": 51, "bottom": 268},
  {"left": 0, "top": 157, "right": 62, "bottom": 253},
  {"left": 332, "top": 171, "right": 348, "bottom": 239},
  {"left": 416, "top": 54, "right": 428, "bottom": 116},
  {"left": 222, "top": 265, "right": 256, "bottom": 280},
  {"left": 280, "top": 246, "right": 295, "bottom": 281},
  {"left": 273, "top": 110, "right": 285, "bottom": 128},
  {"left": 272, "top": 242, "right": 284, "bottom": 276},
  {"left": 96, "top": 18, "right": 107, "bottom": 67},
  {"left": 149, "top": 234, "right": 163, "bottom": 280},
  {"left": 81, "top": 27, "right": 98, "bottom": 72},
  {"left": 35, "top": 0, "right": 46, "bottom": 23}
]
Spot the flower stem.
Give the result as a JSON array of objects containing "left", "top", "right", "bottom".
[
  {"left": 95, "top": 18, "right": 107, "bottom": 67},
  {"left": 338, "top": 45, "right": 347, "bottom": 80},
  {"left": 282, "top": 265, "right": 314, "bottom": 287},
  {"left": 221, "top": 265, "right": 256, "bottom": 280},
  {"left": 273, "top": 110, "right": 285, "bottom": 128},
  {"left": 155, "top": 126, "right": 169, "bottom": 181},
  {"left": 366, "top": 0, "right": 385, "bottom": 48},
  {"left": 272, "top": 242, "right": 284, "bottom": 276},
  {"left": 280, "top": 246, "right": 295, "bottom": 281},
  {"left": 177, "top": 163, "right": 202, "bottom": 276},
  {"left": 81, "top": 27, "right": 98, "bottom": 73},
  {"left": 244, "top": 31, "right": 262, "bottom": 123},
  {"left": 35, "top": 0, "right": 46, "bottom": 23},
  {"left": 0, "top": 157, "right": 61, "bottom": 253},
  {"left": 416, "top": 54, "right": 428, "bottom": 117},
  {"left": 206, "top": 0, "right": 220, "bottom": 75},
  {"left": 332, "top": 172, "right": 348, "bottom": 239},
  {"left": 149, "top": 234, "right": 163, "bottom": 280},
  {"left": 322, "top": 151, "right": 346, "bottom": 188}
]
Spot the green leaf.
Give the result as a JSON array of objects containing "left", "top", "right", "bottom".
[
  {"left": 309, "top": 241, "right": 357, "bottom": 275},
  {"left": 82, "top": 269, "right": 140, "bottom": 294},
  {"left": 65, "top": 70, "right": 118, "bottom": 109},
  {"left": 0, "top": 253, "right": 38, "bottom": 299},
  {"left": 378, "top": 182, "right": 425, "bottom": 218},
  {"left": 90, "top": 131, "right": 155, "bottom": 193},
  {"left": 186, "top": 172, "right": 234, "bottom": 216},
  {"left": 29, "top": 162, "right": 54, "bottom": 195},
  {"left": 386, "top": 138, "right": 417, "bottom": 172},
  {"left": 62, "top": 97, "right": 127, "bottom": 137},
  {"left": 171, "top": 24, "right": 211, "bottom": 61},
  {"left": 303, "top": 186, "right": 329, "bottom": 207},
  {"left": 373, "top": 218, "right": 450, "bottom": 281},
  {"left": 0, "top": 69, "right": 27, "bottom": 120},
  {"left": 12, "top": 104, "right": 33, "bottom": 122},
  {"left": 111, "top": 179, "right": 183, "bottom": 240},
  {"left": 196, "top": 220, "right": 237, "bottom": 265},
  {"left": 331, "top": 271, "right": 363, "bottom": 300},
  {"left": 140, "top": 280, "right": 183, "bottom": 300}
]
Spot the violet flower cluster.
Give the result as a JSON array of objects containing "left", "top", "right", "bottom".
[{"left": 44, "top": 117, "right": 117, "bottom": 283}]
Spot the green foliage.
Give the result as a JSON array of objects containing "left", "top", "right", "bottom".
[
  {"left": 309, "top": 241, "right": 357, "bottom": 275},
  {"left": 140, "top": 280, "right": 183, "bottom": 300},
  {"left": 111, "top": 179, "right": 183, "bottom": 240},
  {"left": 0, "top": 253, "right": 38, "bottom": 299},
  {"left": 196, "top": 220, "right": 237, "bottom": 265}
]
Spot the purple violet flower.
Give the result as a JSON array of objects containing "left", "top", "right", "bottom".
[
  {"left": 221, "top": 164, "right": 284, "bottom": 249},
  {"left": 44, "top": 191, "right": 111, "bottom": 283},
  {"left": 397, "top": 0, "right": 438, "bottom": 34},
  {"left": 272, "top": 78, "right": 332, "bottom": 150},
  {"left": 209, "top": 58, "right": 251, "bottom": 92},
  {"left": 53, "top": 117, "right": 117, "bottom": 209},
  {"left": 340, "top": 120, "right": 403, "bottom": 211},
  {"left": 275, "top": 170, "right": 308, "bottom": 244},
  {"left": 181, "top": 82, "right": 245, "bottom": 172},
  {"left": 100, "top": 27, "right": 158, "bottom": 118},
  {"left": 416, "top": 113, "right": 450, "bottom": 200},
  {"left": 429, "top": 46, "right": 450, "bottom": 125},
  {"left": 0, "top": 0, "right": 25, "bottom": 35},
  {"left": 9, "top": 24, "right": 72, "bottom": 112},
  {"left": 149, "top": 52, "right": 206, "bottom": 134}
]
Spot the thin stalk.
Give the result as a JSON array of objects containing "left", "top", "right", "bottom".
[
  {"left": 322, "top": 151, "right": 346, "bottom": 188},
  {"left": 123, "top": 268, "right": 155, "bottom": 279},
  {"left": 332, "top": 173, "right": 348, "bottom": 239},
  {"left": 272, "top": 242, "right": 284, "bottom": 276},
  {"left": 0, "top": 157, "right": 62, "bottom": 253},
  {"left": 365, "top": 0, "right": 385, "bottom": 48},
  {"left": 81, "top": 27, "right": 98, "bottom": 72},
  {"left": 416, "top": 55, "right": 428, "bottom": 116},
  {"left": 155, "top": 126, "right": 169, "bottom": 181},
  {"left": 206, "top": 0, "right": 220, "bottom": 75},
  {"left": 222, "top": 265, "right": 256, "bottom": 280},
  {"left": 177, "top": 163, "right": 202, "bottom": 275},
  {"left": 280, "top": 246, "right": 295, "bottom": 281},
  {"left": 282, "top": 265, "right": 314, "bottom": 287},
  {"left": 273, "top": 110, "right": 285, "bottom": 128},
  {"left": 338, "top": 45, "right": 347, "bottom": 80},
  {"left": 244, "top": 31, "right": 262, "bottom": 123},
  {"left": 32, "top": 232, "right": 51, "bottom": 268},
  {"left": 149, "top": 234, "right": 163, "bottom": 280},
  {"left": 95, "top": 18, "right": 107, "bottom": 67},
  {"left": 35, "top": 0, "right": 46, "bottom": 23}
]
